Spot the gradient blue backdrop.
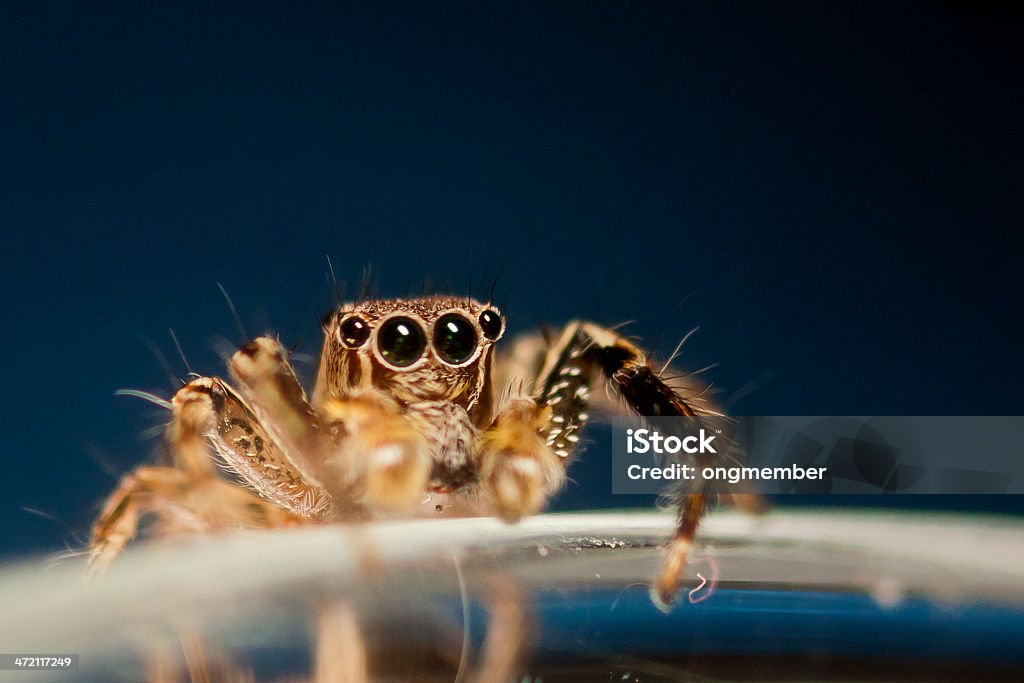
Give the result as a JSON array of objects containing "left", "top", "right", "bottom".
[{"left": 1, "top": 2, "right": 1021, "bottom": 559}]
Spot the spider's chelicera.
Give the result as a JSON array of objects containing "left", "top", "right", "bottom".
[{"left": 90, "top": 294, "right": 717, "bottom": 607}]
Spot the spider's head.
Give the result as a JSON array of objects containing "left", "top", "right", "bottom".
[{"left": 317, "top": 295, "right": 505, "bottom": 412}]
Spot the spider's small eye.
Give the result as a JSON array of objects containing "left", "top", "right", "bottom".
[
  {"left": 434, "top": 313, "right": 478, "bottom": 365},
  {"left": 478, "top": 309, "right": 503, "bottom": 341},
  {"left": 339, "top": 316, "right": 371, "bottom": 348},
  {"left": 376, "top": 317, "right": 427, "bottom": 367}
]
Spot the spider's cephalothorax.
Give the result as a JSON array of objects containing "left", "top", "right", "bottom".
[
  {"left": 90, "top": 294, "right": 719, "bottom": 609},
  {"left": 317, "top": 296, "right": 502, "bottom": 410},
  {"left": 315, "top": 296, "right": 506, "bottom": 495}
]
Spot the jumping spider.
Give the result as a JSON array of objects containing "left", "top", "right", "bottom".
[{"left": 90, "top": 295, "right": 718, "bottom": 609}]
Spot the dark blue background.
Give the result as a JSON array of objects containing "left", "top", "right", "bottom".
[{"left": 2, "top": 2, "right": 1021, "bottom": 559}]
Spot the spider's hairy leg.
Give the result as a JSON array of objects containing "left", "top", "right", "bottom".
[
  {"left": 319, "top": 392, "right": 431, "bottom": 514},
  {"left": 478, "top": 398, "right": 564, "bottom": 522},
  {"left": 88, "top": 373, "right": 332, "bottom": 573},
  {"left": 654, "top": 488, "right": 708, "bottom": 610},
  {"left": 535, "top": 321, "right": 718, "bottom": 608},
  {"left": 88, "top": 466, "right": 175, "bottom": 574},
  {"left": 87, "top": 465, "right": 293, "bottom": 574},
  {"left": 228, "top": 337, "right": 333, "bottom": 492},
  {"left": 228, "top": 335, "right": 428, "bottom": 514},
  {"left": 575, "top": 322, "right": 713, "bottom": 418},
  {"left": 169, "top": 377, "right": 335, "bottom": 519}
]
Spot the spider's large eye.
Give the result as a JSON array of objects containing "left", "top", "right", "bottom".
[
  {"left": 339, "top": 315, "right": 370, "bottom": 348},
  {"left": 478, "top": 309, "right": 503, "bottom": 341},
  {"left": 376, "top": 317, "right": 427, "bottom": 367},
  {"left": 433, "top": 313, "right": 478, "bottom": 365}
]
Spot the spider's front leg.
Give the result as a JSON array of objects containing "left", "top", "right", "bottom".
[
  {"left": 88, "top": 374, "right": 320, "bottom": 573},
  {"left": 231, "top": 337, "right": 431, "bottom": 515},
  {"left": 497, "top": 321, "right": 717, "bottom": 608}
]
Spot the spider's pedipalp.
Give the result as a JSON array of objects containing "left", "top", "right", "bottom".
[
  {"left": 478, "top": 398, "right": 564, "bottom": 521},
  {"left": 320, "top": 391, "right": 431, "bottom": 515}
]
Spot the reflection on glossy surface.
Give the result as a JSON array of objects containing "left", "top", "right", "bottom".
[{"left": 1, "top": 510, "right": 1022, "bottom": 681}]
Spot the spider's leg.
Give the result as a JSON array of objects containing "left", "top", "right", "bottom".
[
  {"left": 170, "top": 376, "right": 335, "bottom": 519},
  {"left": 653, "top": 486, "right": 709, "bottom": 610},
  {"left": 87, "top": 465, "right": 294, "bottom": 574},
  {"left": 89, "top": 369, "right": 335, "bottom": 571},
  {"left": 88, "top": 466, "right": 163, "bottom": 573},
  {"left": 532, "top": 321, "right": 719, "bottom": 608},
  {"left": 230, "top": 336, "right": 429, "bottom": 515},
  {"left": 228, "top": 338, "right": 333, "bottom": 492}
]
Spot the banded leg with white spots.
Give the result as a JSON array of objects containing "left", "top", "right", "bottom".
[{"left": 530, "top": 320, "right": 717, "bottom": 608}]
